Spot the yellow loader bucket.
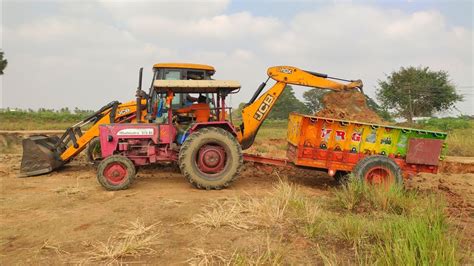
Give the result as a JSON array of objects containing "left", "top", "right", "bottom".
[{"left": 19, "top": 135, "right": 64, "bottom": 177}]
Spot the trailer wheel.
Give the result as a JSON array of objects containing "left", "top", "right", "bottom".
[
  {"left": 179, "top": 127, "right": 243, "bottom": 189},
  {"left": 353, "top": 155, "right": 403, "bottom": 186},
  {"left": 97, "top": 155, "right": 136, "bottom": 190},
  {"left": 87, "top": 137, "right": 103, "bottom": 165}
]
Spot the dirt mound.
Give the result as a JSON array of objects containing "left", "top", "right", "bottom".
[
  {"left": 440, "top": 157, "right": 474, "bottom": 174},
  {"left": 315, "top": 91, "right": 384, "bottom": 124}
]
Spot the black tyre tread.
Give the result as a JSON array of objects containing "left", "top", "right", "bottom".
[
  {"left": 178, "top": 127, "right": 243, "bottom": 190},
  {"left": 86, "top": 137, "right": 102, "bottom": 165},
  {"left": 97, "top": 155, "right": 136, "bottom": 191},
  {"left": 352, "top": 155, "right": 403, "bottom": 185}
]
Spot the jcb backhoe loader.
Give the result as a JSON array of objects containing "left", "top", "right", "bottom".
[{"left": 19, "top": 63, "right": 217, "bottom": 176}]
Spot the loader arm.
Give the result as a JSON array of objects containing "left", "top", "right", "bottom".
[
  {"left": 59, "top": 100, "right": 147, "bottom": 162},
  {"left": 237, "top": 66, "right": 363, "bottom": 150},
  {"left": 20, "top": 100, "right": 147, "bottom": 176}
]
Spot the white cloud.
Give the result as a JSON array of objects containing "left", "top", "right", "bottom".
[
  {"left": 124, "top": 11, "right": 281, "bottom": 49},
  {"left": 99, "top": 0, "right": 230, "bottom": 20},
  {"left": 385, "top": 10, "right": 445, "bottom": 37},
  {"left": 2, "top": 2, "right": 472, "bottom": 115}
]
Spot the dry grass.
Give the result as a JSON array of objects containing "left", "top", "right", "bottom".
[
  {"left": 246, "top": 180, "right": 317, "bottom": 228},
  {"left": 445, "top": 128, "right": 474, "bottom": 156},
  {"left": 231, "top": 236, "right": 286, "bottom": 266},
  {"left": 185, "top": 235, "right": 286, "bottom": 266},
  {"left": 38, "top": 239, "right": 70, "bottom": 256},
  {"left": 191, "top": 198, "right": 250, "bottom": 230},
  {"left": 84, "top": 219, "right": 160, "bottom": 264},
  {"left": 185, "top": 248, "right": 228, "bottom": 266},
  {"left": 192, "top": 180, "right": 320, "bottom": 231},
  {"left": 316, "top": 244, "right": 350, "bottom": 266}
]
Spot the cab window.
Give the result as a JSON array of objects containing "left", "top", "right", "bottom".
[
  {"left": 164, "top": 70, "right": 181, "bottom": 80},
  {"left": 186, "top": 70, "right": 205, "bottom": 80}
]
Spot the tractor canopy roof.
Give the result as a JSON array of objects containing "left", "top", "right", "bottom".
[
  {"left": 153, "top": 63, "right": 215, "bottom": 72},
  {"left": 153, "top": 80, "right": 240, "bottom": 93}
]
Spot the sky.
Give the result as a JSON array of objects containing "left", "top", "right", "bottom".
[{"left": 1, "top": 0, "right": 473, "bottom": 116}]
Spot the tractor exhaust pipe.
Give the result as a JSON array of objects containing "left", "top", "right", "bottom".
[{"left": 136, "top": 67, "right": 143, "bottom": 123}]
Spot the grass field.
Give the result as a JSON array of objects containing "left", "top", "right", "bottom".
[{"left": 0, "top": 110, "right": 91, "bottom": 130}]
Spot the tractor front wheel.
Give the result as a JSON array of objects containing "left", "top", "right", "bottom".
[
  {"left": 353, "top": 155, "right": 403, "bottom": 187},
  {"left": 178, "top": 127, "right": 243, "bottom": 189},
  {"left": 87, "top": 137, "right": 103, "bottom": 165},
  {"left": 97, "top": 155, "right": 136, "bottom": 190}
]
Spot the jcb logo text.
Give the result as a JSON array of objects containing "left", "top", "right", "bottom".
[{"left": 254, "top": 95, "right": 274, "bottom": 121}]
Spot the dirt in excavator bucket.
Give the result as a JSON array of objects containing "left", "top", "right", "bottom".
[
  {"left": 19, "top": 135, "right": 64, "bottom": 177},
  {"left": 315, "top": 91, "right": 384, "bottom": 124}
]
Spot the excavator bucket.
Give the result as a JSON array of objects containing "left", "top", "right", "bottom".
[{"left": 19, "top": 135, "right": 64, "bottom": 177}]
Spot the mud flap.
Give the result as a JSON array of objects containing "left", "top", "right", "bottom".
[{"left": 19, "top": 135, "right": 64, "bottom": 177}]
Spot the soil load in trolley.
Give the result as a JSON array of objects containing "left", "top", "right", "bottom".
[{"left": 315, "top": 91, "right": 384, "bottom": 124}]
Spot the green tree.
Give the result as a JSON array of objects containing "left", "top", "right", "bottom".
[
  {"left": 0, "top": 50, "right": 7, "bottom": 75},
  {"left": 303, "top": 89, "right": 330, "bottom": 113},
  {"left": 268, "top": 85, "right": 308, "bottom": 119},
  {"left": 233, "top": 86, "right": 310, "bottom": 121},
  {"left": 376, "top": 66, "right": 462, "bottom": 123},
  {"left": 59, "top": 107, "right": 71, "bottom": 114},
  {"left": 74, "top": 107, "right": 94, "bottom": 116},
  {"left": 231, "top": 102, "right": 246, "bottom": 120}
]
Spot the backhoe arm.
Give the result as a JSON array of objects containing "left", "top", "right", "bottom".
[
  {"left": 237, "top": 66, "right": 363, "bottom": 150},
  {"left": 267, "top": 66, "right": 363, "bottom": 91}
]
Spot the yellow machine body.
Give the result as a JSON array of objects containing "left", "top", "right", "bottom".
[{"left": 237, "top": 65, "right": 363, "bottom": 149}]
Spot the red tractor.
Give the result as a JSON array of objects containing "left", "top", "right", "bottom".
[{"left": 97, "top": 64, "right": 243, "bottom": 190}]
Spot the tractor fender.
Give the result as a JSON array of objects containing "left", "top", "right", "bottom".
[{"left": 189, "top": 121, "right": 238, "bottom": 136}]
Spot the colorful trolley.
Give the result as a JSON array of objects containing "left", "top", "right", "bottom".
[{"left": 285, "top": 113, "right": 447, "bottom": 184}]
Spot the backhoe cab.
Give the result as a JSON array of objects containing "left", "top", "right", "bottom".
[{"left": 142, "top": 63, "right": 220, "bottom": 124}]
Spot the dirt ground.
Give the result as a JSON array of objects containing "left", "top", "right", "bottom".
[{"left": 0, "top": 132, "right": 473, "bottom": 264}]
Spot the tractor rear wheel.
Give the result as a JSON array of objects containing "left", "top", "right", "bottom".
[
  {"left": 352, "top": 155, "right": 403, "bottom": 187},
  {"left": 97, "top": 155, "right": 136, "bottom": 190},
  {"left": 87, "top": 137, "right": 103, "bottom": 165},
  {"left": 178, "top": 127, "right": 243, "bottom": 189}
]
